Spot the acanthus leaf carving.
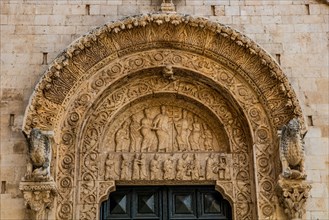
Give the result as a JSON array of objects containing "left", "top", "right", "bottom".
[
  {"left": 19, "top": 181, "right": 58, "bottom": 220},
  {"left": 276, "top": 177, "right": 311, "bottom": 220}
]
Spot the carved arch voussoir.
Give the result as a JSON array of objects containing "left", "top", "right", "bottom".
[{"left": 23, "top": 13, "right": 303, "bottom": 133}]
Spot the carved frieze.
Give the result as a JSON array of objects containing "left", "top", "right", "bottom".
[
  {"left": 106, "top": 105, "right": 227, "bottom": 153},
  {"left": 101, "top": 152, "right": 233, "bottom": 182}
]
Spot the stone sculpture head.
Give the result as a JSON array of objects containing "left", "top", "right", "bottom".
[
  {"left": 160, "top": 105, "right": 166, "bottom": 114},
  {"left": 31, "top": 128, "right": 42, "bottom": 139},
  {"left": 287, "top": 118, "right": 300, "bottom": 136}
]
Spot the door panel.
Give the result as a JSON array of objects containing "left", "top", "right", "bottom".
[{"left": 100, "top": 186, "right": 232, "bottom": 220}]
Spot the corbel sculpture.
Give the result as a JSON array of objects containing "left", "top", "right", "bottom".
[
  {"left": 277, "top": 118, "right": 311, "bottom": 220},
  {"left": 20, "top": 128, "right": 57, "bottom": 220},
  {"left": 279, "top": 118, "right": 306, "bottom": 179}
]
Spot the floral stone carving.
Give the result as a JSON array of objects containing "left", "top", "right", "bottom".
[
  {"left": 276, "top": 176, "right": 311, "bottom": 220},
  {"left": 19, "top": 181, "right": 57, "bottom": 220}
]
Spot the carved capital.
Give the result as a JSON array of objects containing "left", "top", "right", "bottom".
[
  {"left": 19, "top": 181, "right": 58, "bottom": 220},
  {"left": 276, "top": 177, "right": 311, "bottom": 220}
]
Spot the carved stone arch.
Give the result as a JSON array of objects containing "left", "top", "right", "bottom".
[{"left": 22, "top": 13, "right": 305, "bottom": 220}]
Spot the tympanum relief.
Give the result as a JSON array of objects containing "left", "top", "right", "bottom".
[
  {"left": 102, "top": 152, "right": 232, "bottom": 182},
  {"left": 105, "top": 105, "right": 228, "bottom": 153}
]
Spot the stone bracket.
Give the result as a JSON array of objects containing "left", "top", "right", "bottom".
[
  {"left": 19, "top": 181, "right": 58, "bottom": 220},
  {"left": 276, "top": 177, "right": 311, "bottom": 220}
]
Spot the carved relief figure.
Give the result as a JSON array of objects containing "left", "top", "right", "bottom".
[
  {"left": 189, "top": 116, "right": 202, "bottom": 151},
  {"left": 225, "top": 156, "right": 231, "bottom": 180},
  {"left": 176, "top": 153, "right": 189, "bottom": 180},
  {"left": 203, "top": 124, "right": 214, "bottom": 151},
  {"left": 140, "top": 109, "right": 155, "bottom": 152},
  {"left": 115, "top": 121, "right": 130, "bottom": 152},
  {"left": 129, "top": 114, "right": 142, "bottom": 152},
  {"left": 120, "top": 154, "right": 131, "bottom": 180},
  {"left": 280, "top": 118, "right": 306, "bottom": 179},
  {"left": 162, "top": 65, "right": 175, "bottom": 80},
  {"left": 175, "top": 110, "right": 191, "bottom": 151},
  {"left": 140, "top": 154, "right": 148, "bottom": 180},
  {"left": 104, "top": 153, "right": 119, "bottom": 180},
  {"left": 163, "top": 154, "right": 175, "bottom": 180},
  {"left": 153, "top": 106, "right": 170, "bottom": 152},
  {"left": 191, "top": 154, "right": 201, "bottom": 180},
  {"left": 23, "top": 128, "right": 52, "bottom": 181},
  {"left": 206, "top": 153, "right": 217, "bottom": 180},
  {"left": 132, "top": 154, "right": 141, "bottom": 180},
  {"left": 150, "top": 154, "right": 162, "bottom": 180},
  {"left": 217, "top": 156, "right": 226, "bottom": 180}
]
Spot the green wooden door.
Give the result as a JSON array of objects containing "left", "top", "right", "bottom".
[{"left": 100, "top": 186, "right": 232, "bottom": 220}]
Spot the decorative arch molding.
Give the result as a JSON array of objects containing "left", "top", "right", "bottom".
[{"left": 21, "top": 13, "right": 306, "bottom": 220}]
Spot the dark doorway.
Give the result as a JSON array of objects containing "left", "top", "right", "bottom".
[{"left": 100, "top": 185, "right": 232, "bottom": 220}]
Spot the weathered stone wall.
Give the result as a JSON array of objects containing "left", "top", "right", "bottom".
[{"left": 0, "top": 0, "right": 328, "bottom": 219}]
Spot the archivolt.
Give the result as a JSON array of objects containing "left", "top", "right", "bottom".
[
  {"left": 22, "top": 13, "right": 304, "bottom": 220},
  {"left": 23, "top": 13, "right": 302, "bottom": 132}
]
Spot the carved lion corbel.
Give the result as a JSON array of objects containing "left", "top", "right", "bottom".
[{"left": 279, "top": 118, "right": 307, "bottom": 180}]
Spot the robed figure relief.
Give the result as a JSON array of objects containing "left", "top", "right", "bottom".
[
  {"left": 108, "top": 105, "right": 229, "bottom": 153},
  {"left": 104, "top": 153, "right": 119, "bottom": 180},
  {"left": 175, "top": 110, "right": 191, "bottom": 152},
  {"left": 163, "top": 154, "right": 175, "bottom": 180},
  {"left": 153, "top": 105, "right": 170, "bottom": 152},
  {"left": 140, "top": 109, "right": 155, "bottom": 152},
  {"left": 189, "top": 116, "right": 202, "bottom": 151},
  {"left": 150, "top": 154, "right": 162, "bottom": 180},
  {"left": 129, "top": 114, "right": 142, "bottom": 152},
  {"left": 115, "top": 121, "right": 130, "bottom": 152}
]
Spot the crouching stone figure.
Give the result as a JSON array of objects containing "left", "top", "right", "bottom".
[
  {"left": 23, "top": 128, "right": 53, "bottom": 181},
  {"left": 279, "top": 118, "right": 307, "bottom": 179}
]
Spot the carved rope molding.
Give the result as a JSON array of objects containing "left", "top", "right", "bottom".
[{"left": 23, "top": 13, "right": 303, "bottom": 133}]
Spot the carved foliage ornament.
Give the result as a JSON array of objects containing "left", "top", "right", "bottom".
[
  {"left": 276, "top": 177, "right": 311, "bottom": 220},
  {"left": 19, "top": 181, "right": 57, "bottom": 220},
  {"left": 23, "top": 13, "right": 302, "bottom": 132}
]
